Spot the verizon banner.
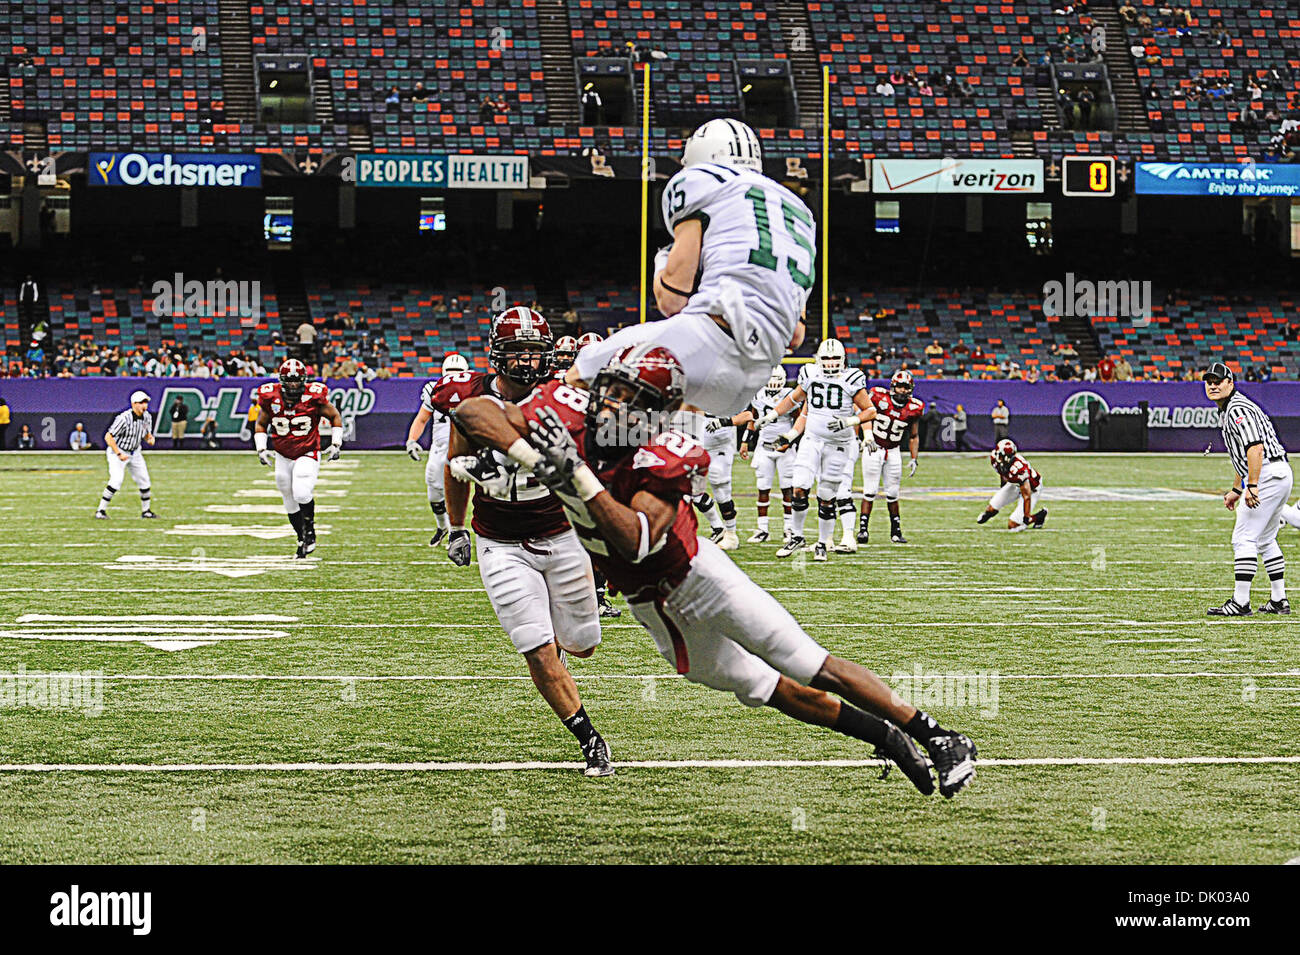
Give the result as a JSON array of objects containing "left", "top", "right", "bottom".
[{"left": 873, "top": 158, "right": 1044, "bottom": 194}]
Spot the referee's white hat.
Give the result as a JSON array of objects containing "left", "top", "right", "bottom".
[{"left": 130, "top": 390, "right": 151, "bottom": 403}]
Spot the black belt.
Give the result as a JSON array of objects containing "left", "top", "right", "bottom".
[{"left": 1270, "top": 455, "right": 1289, "bottom": 463}]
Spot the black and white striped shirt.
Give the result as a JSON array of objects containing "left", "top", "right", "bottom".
[
  {"left": 107, "top": 409, "right": 153, "bottom": 453},
  {"left": 1220, "top": 391, "right": 1286, "bottom": 479}
]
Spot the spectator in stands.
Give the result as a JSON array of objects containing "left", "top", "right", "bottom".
[
  {"left": 1097, "top": 355, "right": 1116, "bottom": 381},
  {"left": 1076, "top": 87, "right": 1096, "bottom": 127},
  {"left": 991, "top": 400, "right": 1010, "bottom": 443},
  {"left": 410, "top": 81, "right": 429, "bottom": 103},
  {"left": 15, "top": 424, "right": 34, "bottom": 450},
  {"left": 69, "top": 422, "right": 90, "bottom": 451},
  {"left": 924, "top": 340, "right": 944, "bottom": 360},
  {"left": 875, "top": 77, "right": 895, "bottom": 96},
  {"left": 18, "top": 275, "right": 39, "bottom": 327},
  {"left": 1114, "top": 355, "right": 1134, "bottom": 381},
  {"left": 1012, "top": 48, "right": 1030, "bottom": 69},
  {"left": 385, "top": 87, "right": 401, "bottom": 107},
  {"left": 580, "top": 85, "right": 604, "bottom": 125},
  {"left": 1119, "top": 1, "right": 1137, "bottom": 24},
  {"left": 297, "top": 319, "right": 319, "bottom": 367}
]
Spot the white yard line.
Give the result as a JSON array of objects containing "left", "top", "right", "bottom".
[
  {"left": 0, "top": 671, "right": 1294, "bottom": 682},
  {"left": 0, "top": 756, "right": 1295, "bottom": 772}
]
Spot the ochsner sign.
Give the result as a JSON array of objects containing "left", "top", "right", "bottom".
[
  {"left": 874, "top": 158, "right": 1043, "bottom": 194},
  {"left": 89, "top": 153, "right": 262, "bottom": 187}
]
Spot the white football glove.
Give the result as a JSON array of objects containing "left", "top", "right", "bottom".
[
  {"left": 908, "top": 458, "right": 918, "bottom": 478},
  {"left": 324, "top": 443, "right": 342, "bottom": 463},
  {"left": 754, "top": 409, "right": 779, "bottom": 429},
  {"left": 827, "top": 414, "right": 860, "bottom": 433},
  {"left": 257, "top": 449, "right": 273, "bottom": 467},
  {"left": 861, "top": 437, "right": 879, "bottom": 455},
  {"left": 405, "top": 439, "right": 422, "bottom": 461}
]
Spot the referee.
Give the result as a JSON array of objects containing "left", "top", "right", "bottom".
[
  {"left": 1204, "top": 362, "right": 1291, "bottom": 615},
  {"left": 95, "top": 390, "right": 157, "bottom": 519}
]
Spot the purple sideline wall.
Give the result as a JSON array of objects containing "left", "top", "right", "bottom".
[{"left": 0, "top": 377, "right": 1296, "bottom": 452}]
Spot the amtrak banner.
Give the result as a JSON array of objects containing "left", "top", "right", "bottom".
[
  {"left": 873, "top": 158, "right": 1043, "bottom": 194},
  {"left": 355, "top": 153, "right": 529, "bottom": 188},
  {"left": 3, "top": 379, "right": 1299, "bottom": 452},
  {"left": 1135, "top": 162, "right": 1300, "bottom": 197},
  {"left": 89, "top": 152, "right": 263, "bottom": 187}
]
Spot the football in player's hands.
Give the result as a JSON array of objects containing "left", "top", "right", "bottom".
[
  {"left": 257, "top": 449, "right": 273, "bottom": 467},
  {"left": 447, "top": 529, "right": 472, "bottom": 566},
  {"left": 405, "top": 439, "right": 422, "bottom": 461},
  {"left": 448, "top": 452, "right": 513, "bottom": 497}
]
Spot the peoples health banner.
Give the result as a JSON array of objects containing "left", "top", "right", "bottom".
[
  {"left": 2, "top": 379, "right": 1298, "bottom": 453},
  {"left": 1135, "top": 162, "right": 1300, "bottom": 197},
  {"left": 89, "top": 152, "right": 263, "bottom": 187},
  {"left": 355, "top": 154, "right": 529, "bottom": 188}
]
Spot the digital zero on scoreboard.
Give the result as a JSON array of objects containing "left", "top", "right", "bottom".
[{"left": 1062, "top": 155, "right": 1115, "bottom": 197}]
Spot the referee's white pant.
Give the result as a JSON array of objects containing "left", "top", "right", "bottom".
[
  {"left": 1232, "top": 460, "right": 1293, "bottom": 557},
  {"left": 98, "top": 448, "right": 151, "bottom": 513},
  {"left": 274, "top": 451, "right": 320, "bottom": 513}
]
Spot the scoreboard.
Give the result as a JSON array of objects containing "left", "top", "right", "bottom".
[{"left": 1061, "top": 156, "right": 1115, "bottom": 197}]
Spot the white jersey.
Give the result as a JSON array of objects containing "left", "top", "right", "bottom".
[
  {"left": 749, "top": 386, "right": 798, "bottom": 445},
  {"left": 796, "top": 364, "right": 867, "bottom": 443},
  {"left": 419, "top": 380, "right": 453, "bottom": 451},
  {"left": 662, "top": 163, "right": 816, "bottom": 366}
]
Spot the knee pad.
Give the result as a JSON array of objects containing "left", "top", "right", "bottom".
[
  {"left": 836, "top": 497, "right": 854, "bottom": 515},
  {"left": 791, "top": 495, "right": 809, "bottom": 512},
  {"left": 718, "top": 499, "right": 737, "bottom": 522},
  {"left": 293, "top": 490, "right": 314, "bottom": 506},
  {"left": 693, "top": 493, "right": 714, "bottom": 512},
  {"left": 818, "top": 500, "right": 836, "bottom": 521},
  {"left": 431, "top": 500, "right": 446, "bottom": 515}
]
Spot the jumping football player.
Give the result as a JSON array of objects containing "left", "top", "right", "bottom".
[
  {"left": 759, "top": 339, "right": 875, "bottom": 561},
  {"left": 979, "top": 439, "right": 1048, "bottom": 531},
  {"left": 855, "top": 369, "right": 924, "bottom": 546},
  {"left": 711, "top": 367, "right": 797, "bottom": 543},
  {"left": 432, "top": 307, "right": 614, "bottom": 775},
  {"left": 567, "top": 118, "right": 813, "bottom": 418},
  {"left": 453, "top": 343, "right": 978, "bottom": 798},
  {"left": 254, "top": 358, "right": 344, "bottom": 558},
  {"left": 407, "top": 352, "right": 468, "bottom": 546}
]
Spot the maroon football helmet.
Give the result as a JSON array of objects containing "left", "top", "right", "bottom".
[
  {"left": 554, "top": 335, "right": 579, "bottom": 371},
  {"left": 278, "top": 357, "right": 308, "bottom": 402},
  {"left": 586, "top": 343, "right": 686, "bottom": 456},
  {"left": 576, "top": 331, "right": 604, "bottom": 350},
  {"left": 489, "top": 306, "right": 554, "bottom": 385}
]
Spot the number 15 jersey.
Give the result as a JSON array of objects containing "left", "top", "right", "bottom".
[
  {"left": 796, "top": 364, "right": 867, "bottom": 443},
  {"left": 662, "top": 163, "right": 816, "bottom": 366}
]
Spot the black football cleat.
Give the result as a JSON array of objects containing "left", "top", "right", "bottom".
[
  {"left": 303, "top": 525, "right": 317, "bottom": 554},
  {"left": 1259, "top": 598, "right": 1291, "bottom": 615},
  {"left": 891, "top": 531, "right": 908, "bottom": 544},
  {"left": 924, "top": 733, "right": 978, "bottom": 799},
  {"left": 582, "top": 734, "right": 615, "bottom": 777},
  {"left": 598, "top": 595, "right": 622, "bottom": 618},
  {"left": 977, "top": 510, "right": 994, "bottom": 524},
  {"left": 1207, "top": 599, "right": 1251, "bottom": 616},
  {"left": 429, "top": 527, "right": 448, "bottom": 547},
  {"left": 140, "top": 510, "right": 157, "bottom": 519},
  {"left": 856, "top": 529, "right": 870, "bottom": 544},
  {"left": 813, "top": 542, "right": 828, "bottom": 562},
  {"left": 1030, "top": 508, "right": 1048, "bottom": 529},
  {"left": 709, "top": 527, "right": 727, "bottom": 544},
  {"left": 93, "top": 510, "right": 108, "bottom": 519},
  {"left": 876, "top": 720, "right": 935, "bottom": 796},
  {"left": 295, "top": 540, "right": 308, "bottom": 559}
]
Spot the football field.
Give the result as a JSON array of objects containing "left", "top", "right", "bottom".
[{"left": 1, "top": 450, "right": 1297, "bottom": 864}]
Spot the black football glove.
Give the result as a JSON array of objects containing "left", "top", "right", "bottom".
[{"left": 448, "top": 529, "right": 472, "bottom": 566}]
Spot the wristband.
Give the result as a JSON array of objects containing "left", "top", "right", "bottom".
[
  {"left": 1246, "top": 483, "right": 1258, "bottom": 488},
  {"left": 781, "top": 427, "right": 799, "bottom": 443},
  {"left": 330, "top": 427, "right": 344, "bottom": 447},
  {"left": 571, "top": 463, "right": 605, "bottom": 502},
  {"left": 506, "top": 437, "right": 543, "bottom": 469},
  {"left": 254, "top": 432, "right": 268, "bottom": 452}
]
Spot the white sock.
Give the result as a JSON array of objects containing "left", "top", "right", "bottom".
[
  {"left": 1262, "top": 543, "right": 1286, "bottom": 601},
  {"left": 1233, "top": 554, "right": 1256, "bottom": 604},
  {"left": 700, "top": 502, "right": 723, "bottom": 532},
  {"left": 818, "top": 516, "right": 835, "bottom": 545},
  {"left": 839, "top": 510, "right": 854, "bottom": 536},
  {"left": 756, "top": 514, "right": 769, "bottom": 533},
  {"left": 792, "top": 503, "right": 809, "bottom": 538}
]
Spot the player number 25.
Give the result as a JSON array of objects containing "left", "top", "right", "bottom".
[
  {"left": 745, "top": 186, "right": 815, "bottom": 290},
  {"left": 271, "top": 415, "right": 314, "bottom": 437},
  {"left": 872, "top": 416, "right": 907, "bottom": 442}
]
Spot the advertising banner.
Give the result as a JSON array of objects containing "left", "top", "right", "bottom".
[
  {"left": 873, "top": 158, "right": 1044, "bottom": 194},
  {"left": 355, "top": 154, "right": 528, "bottom": 188},
  {"left": 88, "top": 152, "right": 263, "bottom": 187},
  {"left": 1135, "top": 162, "right": 1300, "bottom": 197},
  {"left": 2, "top": 379, "right": 1298, "bottom": 454}
]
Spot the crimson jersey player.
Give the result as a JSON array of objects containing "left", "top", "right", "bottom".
[
  {"left": 979, "top": 438, "right": 1047, "bottom": 531},
  {"left": 856, "top": 369, "right": 924, "bottom": 545},
  {"left": 254, "top": 358, "right": 344, "bottom": 558},
  {"left": 434, "top": 306, "right": 615, "bottom": 777},
  {"left": 453, "top": 343, "right": 979, "bottom": 798}
]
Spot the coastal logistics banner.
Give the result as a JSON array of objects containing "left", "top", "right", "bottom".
[
  {"left": 1135, "top": 162, "right": 1300, "bottom": 197},
  {"left": 873, "top": 158, "right": 1044, "bottom": 194},
  {"left": 354, "top": 154, "right": 529, "bottom": 188},
  {"left": 2, "top": 379, "right": 1297, "bottom": 452},
  {"left": 89, "top": 152, "right": 263, "bottom": 187}
]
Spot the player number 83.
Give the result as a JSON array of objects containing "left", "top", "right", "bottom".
[{"left": 270, "top": 414, "right": 314, "bottom": 437}]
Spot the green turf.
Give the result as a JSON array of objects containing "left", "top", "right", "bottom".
[{"left": 0, "top": 450, "right": 1297, "bottom": 863}]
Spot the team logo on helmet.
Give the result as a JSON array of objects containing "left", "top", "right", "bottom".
[
  {"left": 993, "top": 438, "right": 1018, "bottom": 468},
  {"left": 576, "top": 331, "right": 604, "bottom": 350},
  {"left": 441, "top": 353, "right": 469, "bottom": 375},
  {"left": 681, "top": 118, "right": 763, "bottom": 172},
  {"left": 765, "top": 367, "right": 786, "bottom": 396},
  {"left": 489, "top": 306, "right": 554, "bottom": 386},
  {"left": 587, "top": 343, "right": 686, "bottom": 458},
  {"left": 278, "top": 358, "right": 307, "bottom": 402},
  {"left": 816, "top": 338, "right": 846, "bottom": 376},
  {"left": 554, "top": 336, "right": 579, "bottom": 371},
  {"left": 890, "top": 368, "right": 914, "bottom": 406}
]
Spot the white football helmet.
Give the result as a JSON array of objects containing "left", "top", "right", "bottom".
[
  {"left": 816, "top": 338, "right": 846, "bottom": 376},
  {"left": 765, "top": 367, "right": 786, "bottom": 396},
  {"left": 441, "top": 353, "right": 469, "bottom": 375},
  {"left": 681, "top": 118, "right": 762, "bottom": 172}
]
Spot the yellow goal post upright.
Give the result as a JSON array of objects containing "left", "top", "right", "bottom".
[{"left": 639, "top": 62, "right": 652, "bottom": 324}]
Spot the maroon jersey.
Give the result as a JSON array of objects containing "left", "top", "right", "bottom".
[
  {"left": 866, "top": 386, "right": 924, "bottom": 450},
  {"left": 432, "top": 370, "right": 570, "bottom": 541},
  {"left": 516, "top": 380, "right": 709, "bottom": 599},
  {"left": 993, "top": 452, "right": 1041, "bottom": 490},
  {"left": 257, "top": 380, "right": 329, "bottom": 459}
]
